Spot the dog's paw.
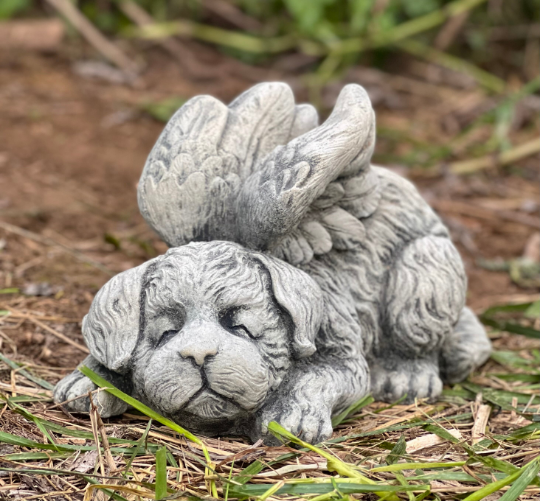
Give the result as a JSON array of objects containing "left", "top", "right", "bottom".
[
  {"left": 54, "top": 370, "right": 128, "bottom": 417},
  {"left": 370, "top": 358, "right": 442, "bottom": 403},
  {"left": 256, "top": 399, "right": 333, "bottom": 445}
]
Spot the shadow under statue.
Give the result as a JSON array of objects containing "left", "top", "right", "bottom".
[{"left": 54, "top": 82, "right": 491, "bottom": 444}]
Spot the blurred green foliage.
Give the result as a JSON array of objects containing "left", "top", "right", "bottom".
[
  {"left": 5, "top": 0, "right": 540, "bottom": 106},
  {"left": 139, "top": 96, "right": 187, "bottom": 122},
  {"left": 0, "top": 0, "right": 31, "bottom": 19},
  {"left": 7, "top": 0, "right": 540, "bottom": 37},
  {"left": 69, "top": 0, "right": 538, "bottom": 92}
]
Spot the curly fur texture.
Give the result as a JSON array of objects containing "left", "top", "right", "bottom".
[{"left": 54, "top": 83, "right": 492, "bottom": 444}]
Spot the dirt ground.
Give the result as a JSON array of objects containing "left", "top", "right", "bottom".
[
  {"left": 0, "top": 46, "right": 538, "bottom": 368},
  {"left": 0, "top": 41, "right": 539, "bottom": 501}
]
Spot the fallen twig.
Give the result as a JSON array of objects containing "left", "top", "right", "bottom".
[
  {"left": 118, "top": 0, "right": 215, "bottom": 79},
  {"left": 1, "top": 311, "right": 79, "bottom": 323},
  {"left": 0, "top": 381, "right": 51, "bottom": 397},
  {"left": 45, "top": 0, "right": 138, "bottom": 77},
  {"left": 448, "top": 137, "right": 540, "bottom": 174},
  {"left": 202, "top": 0, "right": 262, "bottom": 32},
  {"left": 400, "top": 39, "right": 505, "bottom": 93},
  {"left": 6, "top": 307, "right": 89, "bottom": 354},
  {"left": 129, "top": 0, "right": 489, "bottom": 60},
  {"left": 406, "top": 429, "right": 462, "bottom": 453},
  {"left": 128, "top": 17, "right": 295, "bottom": 54},
  {"left": 435, "top": 10, "right": 470, "bottom": 50},
  {"left": 471, "top": 404, "right": 491, "bottom": 444}
]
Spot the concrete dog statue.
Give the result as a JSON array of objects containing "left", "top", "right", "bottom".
[{"left": 54, "top": 83, "right": 491, "bottom": 444}]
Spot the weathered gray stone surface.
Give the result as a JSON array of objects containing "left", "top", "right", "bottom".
[{"left": 54, "top": 82, "right": 491, "bottom": 444}]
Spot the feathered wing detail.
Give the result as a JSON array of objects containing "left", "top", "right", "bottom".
[
  {"left": 220, "top": 82, "right": 297, "bottom": 179},
  {"left": 138, "top": 82, "right": 308, "bottom": 247},
  {"left": 288, "top": 104, "right": 319, "bottom": 141},
  {"left": 138, "top": 82, "right": 380, "bottom": 264},
  {"left": 236, "top": 84, "right": 379, "bottom": 262},
  {"left": 138, "top": 95, "right": 233, "bottom": 247}
]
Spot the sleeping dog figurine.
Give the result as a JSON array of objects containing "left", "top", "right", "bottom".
[{"left": 54, "top": 83, "right": 491, "bottom": 444}]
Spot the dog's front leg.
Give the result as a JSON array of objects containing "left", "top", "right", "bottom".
[
  {"left": 54, "top": 355, "right": 132, "bottom": 417},
  {"left": 254, "top": 355, "right": 369, "bottom": 444}
]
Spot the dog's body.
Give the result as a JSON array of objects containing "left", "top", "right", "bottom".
[{"left": 55, "top": 83, "right": 491, "bottom": 443}]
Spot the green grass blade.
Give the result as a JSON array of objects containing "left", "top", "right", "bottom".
[
  {"left": 493, "top": 374, "right": 540, "bottom": 383},
  {"left": 1, "top": 452, "right": 71, "bottom": 461},
  {"left": 258, "top": 480, "right": 285, "bottom": 501},
  {"left": 386, "top": 435, "right": 406, "bottom": 465},
  {"left": 233, "top": 460, "right": 265, "bottom": 485},
  {"left": 498, "top": 456, "right": 540, "bottom": 501},
  {"left": 81, "top": 366, "right": 218, "bottom": 496},
  {"left": 370, "top": 462, "right": 467, "bottom": 473},
  {"left": 24, "top": 415, "right": 145, "bottom": 446},
  {"left": 155, "top": 446, "right": 168, "bottom": 500},
  {"left": 267, "top": 421, "right": 399, "bottom": 501},
  {"left": 482, "top": 318, "right": 540, "bottom": 339},
  {"left": 123, "top": 419, "right": 152, "bottom": 478},
  {"left": 423, "top": 424, "right": 461, "bottom": 444},
  {"left": 462, "top": 456, "right": 540, "bottom": 501},
  {"left": 224, "top": 459, "right": 235, "bottom": 501},
  {"left": 461, "top": 382, "right": 538, "bottom": 413},
  {"left": 510, "top": 423, "right": 540, "bottom": 440},
  {"left": 472, "top": 456, "right": 520, "bottom": 476},
  {"left": 385, "top": 436, "right": 413, "bottom": 501},
  {"left": 7, "top": 400, "right": 58, "bottom": 449},
  {"left": 0, "top": 353, "right": 54, "bottom": 390},
  {"left": 480, "top": 301, "right": 540, "bottom": 338},
  {"left": 0, "top": 430, "right": 62, "bottom": 450},
  {"left": 0, "top": 429, "right": 156, "bottom": 455},
  {"left": 407, "top": 472, "right": 506, "bottom": 482},
  {"left": 525, "top": 301, "right": 540, "bottom": 318},
  {"left": 0, "top": 395, "right": 49, "bottom": 404},
  {"left": 82, "top": 476, "right": 130, "bottom": 501},
  {"left": 308, "top": 491, "right": 339, "bottom": 501},
  {"left": 127, "top": 20, "right": 296, "bottom": 55},
  {"left": 415, "top": 489, "right": 432, "bottom": 501},
  {"left": 482, "top": 302, "right": 532, "bottom": 316},
  {"left": 490, "top": 351, "right": 539, "bottom": 370},
  {"left": 332, "top": 394, "right": 374, "bottom": 427},
  {"left": 424, "top": 419, "right": 539, "bottom": 488},
  {"left": 228, "top": 482, "right": 431, "bottom": 498},
  {"left": 79, "top": 366, "right": 209, "bottom": 454}
]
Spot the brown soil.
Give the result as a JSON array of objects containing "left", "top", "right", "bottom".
[{"left": 0, "top": 47, "right": 538, "bottom": 371}]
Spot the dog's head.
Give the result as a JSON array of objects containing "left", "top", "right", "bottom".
[{"left": 82, "top": 241, "right": 323, "bottom": 428}]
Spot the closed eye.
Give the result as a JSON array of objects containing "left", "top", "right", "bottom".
[
  {"left": 230, "top": 324, "right": 253, "bottom": 339},
  {"left": 220, "top": 308, "right": 255, "bottom": 340},
  {"left": 157, "top": 329, "right": 179, "bottom": 348}
]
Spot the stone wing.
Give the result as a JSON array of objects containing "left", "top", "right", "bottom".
[
  {"left": 138, "top": 82, "right": 380, "bottom": 264},
  {"left": 236, "top": 84, "right": 380, "bottom": 265},
  {"left": 138, "top": 82, "right": 315, "bottom": 247}
]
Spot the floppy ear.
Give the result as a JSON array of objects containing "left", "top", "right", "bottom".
[
  {"left": 82, "top": 258, "right": 158, "bottom": 374},
  {"left": 253, "top": 253, "right": 324, "bottom": 359}
]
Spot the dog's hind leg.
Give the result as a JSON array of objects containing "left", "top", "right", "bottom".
[
  {"left": 440, "top": 306, "right": 491, "bottom": 384},
  {"left": 370, "top": 235, "right": 467, "bottom": 403}
]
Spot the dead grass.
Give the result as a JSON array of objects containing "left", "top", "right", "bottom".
[
  {"left": 0, "top": 295, "right": 538, "bottom": 500},
  {"left": 0, "top": 27, "right": 539, "bottom": 499}
]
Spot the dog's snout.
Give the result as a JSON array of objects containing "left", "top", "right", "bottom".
[
  {"left": 179, "top": 319, "right": 222, "bottom": 366},
  {"left": 180, "top": 342, "right": 218, "bottom": 366}
]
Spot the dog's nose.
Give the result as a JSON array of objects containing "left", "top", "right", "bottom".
[{"left": 180, "top": 343, "right": 218, "bottom": 366}]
